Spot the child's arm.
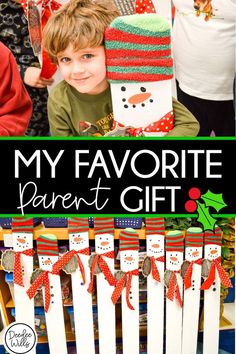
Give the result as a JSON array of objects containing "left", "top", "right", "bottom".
[
  {"left": 166, "top": 97, "right": 200, "bottom": 136},
  {"left": 47, "top": 94, "right": 73, "bottom": 136},
  {"left": 0, "top": 47, "right": 32, "bottom": 136}
]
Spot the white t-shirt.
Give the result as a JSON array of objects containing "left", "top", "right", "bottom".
[{"left": 172, "top": 0, "right": 236, "bottom": 100}]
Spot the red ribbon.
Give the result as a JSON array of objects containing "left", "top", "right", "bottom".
[
  {"left": 14, "top": 249, "right": 34, "bottom": 287},
  {"left": 87, "top": 251, "right": 116, "bottom": 293},
  {"left": 52, "top": 248, "right": 90, "bottom": 284},
  {"left": 184, "top": 259, "right": 203, "bottom": 290},
  {"left": 111, "top": 269, "right": 139, "bottom": 310},
  {"left": 135, "top": 0, "right": 156, "bottom": 14},
  {"left": 113, "top": 111, "right": 174, "bottom": 136},
  {"left": 150, "top": 256, "right": 165, "bottom": 282},
  {"left": 166, "top": 271, "right": 183, "bottom": 307},
  {"left": 37, "top": 0, "right": 61, "bottom": 79},
  {"left": 27, "top": 269, "right": 59, "bottom": 312},
  {"left": 200, "top": 257, "right": 232, "bottom": 290}
]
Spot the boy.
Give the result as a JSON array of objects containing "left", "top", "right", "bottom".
[
  {"left": 0, "top": 42, "right": 32, "bottom": 136},
  {"left": 44, "top": 0, "right": 199, "bottom": 137}
]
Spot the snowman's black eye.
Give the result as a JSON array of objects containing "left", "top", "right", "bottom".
[
  {"left": 140, "top": 87, "right": 146, "bottom": 92},
  {"left": 121, "top": 86, "right": 126, "bottom": 92}
]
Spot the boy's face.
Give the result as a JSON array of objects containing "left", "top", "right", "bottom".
[{"left": 57, "top": 44, "right": 108, "bottom": 95}]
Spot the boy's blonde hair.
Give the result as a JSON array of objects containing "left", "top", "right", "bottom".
[{"left": 43, "top": 0, "right": 119, "bottom": 63}]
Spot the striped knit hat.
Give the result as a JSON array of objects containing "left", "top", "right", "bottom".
[
  {"left": 68, "top": 217, "right": 89, "bottom": 234},
  {"left": 145, "top": 217, "right": 165, "bottom": 235},
  {"left": 166, "top": 230, "right": 184, "bottom": 252},
  {"left": 104, "top": 13, "right": 173, "bottom": 83},
  {"left": 12, "top": 217, "right": 33, "bottom": 233},
  {"left": 185, "top": 227, "right": 204, "bottom": 248},
  {"left": 37, "top": 234, "right": 58, "bottom": 256},
  {"left": 204, "top": 227, "right": 222, "bottom": 246},
  {"left": 119, "top": 228, "right": 139, "bottom": 251},
  {"left": 94, "top": 218, "right": 114, "bottom": 235}
]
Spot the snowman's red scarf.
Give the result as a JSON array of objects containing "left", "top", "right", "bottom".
[
  {"left": 166, "top": 270, "right": 183, "bottom": 307},
  {"left": 149, "top": 256, "right": 165, "bottom": 282},
  {"left": 111, "top": 269, "right": 139, "bottom": 310},
  {"left": 200, "top": 257, "right": 232, "bottom": 290},
  {"left": 87, "top": 252, "right": 116, "bottom": 293},
  {"left": 184, "top": 258, "right": 203, "bottom": 290},
  {"left": 112, "top": 111, "right": 174, "bottom": 136}
]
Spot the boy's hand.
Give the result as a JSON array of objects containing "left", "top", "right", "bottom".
[{"left": 24, "top": 67, "right": 54, "bottom": 88}]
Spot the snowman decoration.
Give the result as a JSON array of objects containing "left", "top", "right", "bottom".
[
  {"left": 27, "top": 234, "right": 68, "bottom": 354},
  {"left": 143, "top": 217, "right": 165, "bottom": 354},
  {"left": 201, "top": 228, "right": 232, "bottom": 354},
  {"left": 181, "top": 227, "right": 204, "bottom": 354},
  {"left": 104, "top": 13, "right": 174, "bottom": 136},
  {"left": 88, "top": 218, "right": 116, "bottom": 354},
  {"left": 62, "top": 217, "right": 95, "bottom": 354},
  {"left": 112, "top": 228, "right": 140, "bottom": 354},
  {"left": 165, "top": 230, "right": 184, "bottom": 354}
]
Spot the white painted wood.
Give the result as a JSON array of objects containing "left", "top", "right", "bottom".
[
  {"left": 38, "top": 236, "right": 67, "bottom": 354},
  {"left": 120, "top": 251, "right": 139, "bottom": 354},
  {"left": 146, "top": 234, "right": 165, "bottom": 354},
  {"left": 13, "top": 232, "right": 36, "bottom": 354},
  {"left": 69, "top": 231, "right": 95, "bottom": 354},
  {"left": 95, "top": 234, "right": 116, "bottom": 354},
  {"left": 203, "top": 244, "right": 221, "bottom": 354}
]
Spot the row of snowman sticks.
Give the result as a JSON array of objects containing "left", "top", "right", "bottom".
[{"left": 1, "top": 217, "right": 233, "bottom": 354}]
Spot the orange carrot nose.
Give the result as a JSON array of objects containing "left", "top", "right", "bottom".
[
  {"left": 128, "top": 92, "right": 151, "bottom": 105},
  {"left": 101, "top": 241, "right": 109, "bottom": 246},
  {"left": 152, "top": 244, "right": 160, "bottom": 248},
  {"left": 210, "top": 250, "right": 218, "bottom": 255},
  {"left": 192, "top": 251, "right": 199, "bottom": 256},
  {"left": 170, "top": 257, "right": 178, "bottom": 262},
  {"left": 74, "top": 237, "right": 82, "bottom": 242},
  {"left": 44, "top": 259, "right": 52, "bottom": 265},
  {"left": 125, "top": 256, "right": 133, "bottom": 262},
  {"left": 17, "top": 238, "right": 26, "bottom": 244}
]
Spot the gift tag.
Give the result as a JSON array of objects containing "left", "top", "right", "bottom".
[
  {"left": 180, "top": 260, "right": 191, "bottom": 279},
  {"left": 1, "top": 250, "right": 15, "bottom": 272},
  {"left": 202, "top": 259, "right": 212, "bottom": 278},
  {"left": 30, "top": 268, "right": 44, "bottom": 288},
  {"left": 115, "top": 270, "right": 127, "bottom": 287},
  {"left": 164, "top": 269, "right": 173, "bottom": 288},
  {"left": 142, "top": 256, "right": 152, "bottom": 277},
  {"left": 89, "top": 254, "right": 102, "bottom": 274},
  {"left": 62, "top": 255, "right": 78, "bottom": 274}
]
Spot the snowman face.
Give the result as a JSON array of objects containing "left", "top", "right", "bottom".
[
  {"left": 185, "top": 246, "right": 203, "bottom": 262},
  {"left": 120, "top": 250, "right": 139, "bottom": 272},
  {"left": 39, "top": 255, "right": 58, "bottom": 271},
  {"left": 166, "top": 251, "right": 183, "bottom": 271},
  {"left": 110, "top": 80, "right": 172, "bottom": 132},
  {"left": 205, "top": 244, "right": 221, "bottom": 261},
  {"left": 146, "top": 235, "right": 164, "bottom": 257},
  {"left": 69, "top": 232, "right": 89, "bottom": 251},
  {"left": 95, "top": 233, "right": 114, "bottom": 254},
  {"left": 13, "top": 232, "right": 33, "bottom": 252}
]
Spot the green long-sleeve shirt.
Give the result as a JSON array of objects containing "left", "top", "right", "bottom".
[{"left": 48, "top": 80, "right": 199, "bottom": 136}]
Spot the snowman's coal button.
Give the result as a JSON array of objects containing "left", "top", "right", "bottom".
[{"left": 213, "top": 288, "right": 216, "bottom": 291}]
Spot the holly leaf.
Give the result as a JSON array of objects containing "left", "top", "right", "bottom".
[
  {"left": 196, "top": 200, "right": 217, "bottom": 232},
  {"left": 201, "top": 190, "right": 227, "bottom": 212}
]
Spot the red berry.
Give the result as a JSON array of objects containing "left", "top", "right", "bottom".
[
  {"left": 188, "top": 187, "right": 201, "bottom": 200},
  {"left": 185, "top": 200, "right": 197, "bottom": 213}
]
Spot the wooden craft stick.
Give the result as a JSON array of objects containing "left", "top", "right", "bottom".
[
  {"left": 67, "top": 217, "right": 95, "bottom": 354},
  {"left": 28, "top": 234, "right": 68, "bottom": 354},
  {"left": 12, "top": 218, "right": 36, "bottom": 354},
  {"left": 182, "top": 227, "right": 204, "bottom": 354},
  {"left": 165, "top": 230, "right": 184, "bottom": 354},
  {"left": 89, "top": 218, "right": 116, "bottom": 354},
  {"left": 112, "top": 228, "right": 140, "bottom": 354},
  {"left": 144, "top": 218, "right": 165, "bottom": 354},
  {"left": 201, "top": 228, "right": 232, "bottom": 354}
]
